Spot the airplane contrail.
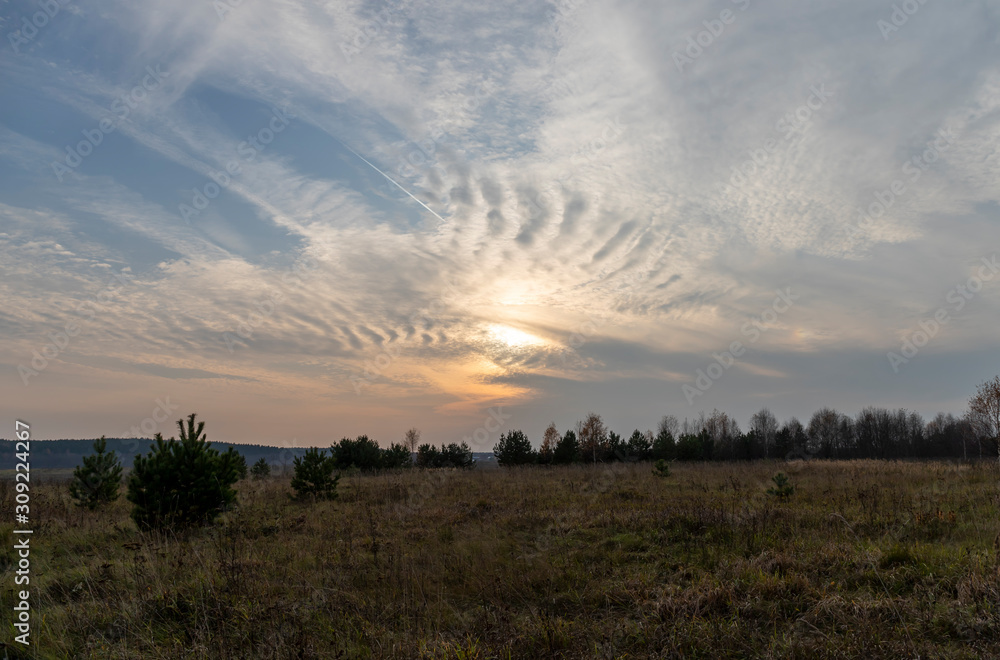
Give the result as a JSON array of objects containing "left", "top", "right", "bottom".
[{"left": 337, "top": 140, "right": 446, "bottom": 224}]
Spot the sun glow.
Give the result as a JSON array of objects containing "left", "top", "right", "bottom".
[{"left": 487, "top": 324, "right": 547, "bottom": 348}]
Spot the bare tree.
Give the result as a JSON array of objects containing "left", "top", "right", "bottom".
[
  {"left": 539, "top": 423, "right": 559, "bottom": 464},
  {"left": 657, "top": 415, "right": 679, "bottom": 439},
  {"left": 967, "top": 375, "right": 1000, "bottom": 463},
  {"left": 749, "top": 408, "right": 778, "bottom": 459},
  {"left": 704, "top": 409, "right": 740, "bottom": 459},
  {"left": 403, "top": 428, "right": 421, "bottom": 454},
  {"left": 578, "top": 412, "right": 608, "bottom": 464}
]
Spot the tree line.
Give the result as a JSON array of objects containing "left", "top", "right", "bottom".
[
  {"left": 66, "top": 376, "right": 1000, "bottom": 529},
  {"left": 493, "top": 375, "right": 1000, "bottom": 466},
  {"left": 66, "top": 417, "right": 474, "bottom": 531}
]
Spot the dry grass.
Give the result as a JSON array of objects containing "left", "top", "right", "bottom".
[{"left": 3, "top": 459, "right": 1000, "bottom": 658}]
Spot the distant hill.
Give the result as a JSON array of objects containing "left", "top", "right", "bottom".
[
  {"left": 0, "top": 439, "right": 496, "bottom": 471},
  {"left": 0, "top": 438, "right": 312, "bottom": 471}
]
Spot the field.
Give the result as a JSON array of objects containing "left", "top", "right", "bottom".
[{"left": 3, "top": 460, "right": 1000, "bottom": 659}]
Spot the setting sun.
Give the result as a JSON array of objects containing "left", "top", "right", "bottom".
[{"left": 487, "top": 324, "right": 547, "bottom": 348}]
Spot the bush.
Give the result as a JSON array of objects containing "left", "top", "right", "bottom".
[
  {"left": 416, "top": 443, "right": 439, "bottom": 468},
  {"left": 382, "top": 442, "right": 413, "bottom": 469},
  {"left": 626, "top": 430, "right": 653, "bottom": 461},
  {"left": 651, "top": 430, "right": 675, "bottom": 460},
  {"left": 232, "top": 452, "right": 248, "bottom": 480},
  {"left": 126, "top": 414, "right": 242, "bottom": 529},
  {"left": 69, "top": 436, "right": 123, "bottom": 509},
  {"left": 250, "top": 457, "right": 271, "bottom": 479},
  {"left": 291, "top": 448, "right": 340, "bottom": 501},
  {"left": 442, "top": 442, "right": 474, "bottom": 468},
  {"left": 331, "top": 435, "right": 383, "bottom": 471},
  {"left": 416, "top": 442, "right": 474, "bottom": 468},
  {"left": 553, "top": 430, "right": 579, "bottom": 464},
  {"left": 493, "top": 430, "right": 536, "bottom": 466},
  {"left": 652, "top": 459, "right": 672, "bottom": 478},
  {"left": 767, "top": 473, "right": 795, "bottom": 500}
]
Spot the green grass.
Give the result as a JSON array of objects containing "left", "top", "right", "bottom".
[{"left": 2, "top": 460, "right": 999, "bottom": 658}]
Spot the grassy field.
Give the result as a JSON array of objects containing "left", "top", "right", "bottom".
[{"left": 3, "top": 460, "right": 1000, "bottom": 658}]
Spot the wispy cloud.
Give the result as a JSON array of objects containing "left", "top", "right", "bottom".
[{"left": 2, "top": 0, "right": 999, "bottom": 444}]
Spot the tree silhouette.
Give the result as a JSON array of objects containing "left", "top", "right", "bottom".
[
  {"left": 127, "top": 413, "right": 242, "bottom": 529},
  {"left": 69, "top": 436, "right": 123, "bottom": 509}
]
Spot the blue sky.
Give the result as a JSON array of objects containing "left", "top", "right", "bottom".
[{"left": 2, "top": 0, "right": 999, "bottom": 447}]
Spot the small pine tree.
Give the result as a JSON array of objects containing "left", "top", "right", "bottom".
[
  {"left": 651, "top": 430, "right": 675, "bottom": 460},
  {"left": 331, "top": 435, "right": 383, "bottom": 470},
  {"left": 127, "top": 414, "right": 242, "bottom": 529},
  {"left": 291, "top": 448, "right": 340, "bottom": 501},
  {"left": 767, "top": 472, "right": 795, "bottom": 500},
  {"left": 230, "top": 450, "right": 248, "bottom": 480},
  {"left": 69, "top": 436, "right": 123, "bottom": 509},
  {"left": 553, "top": 430, "right": 579, "bottom": 464},
  {"left": 443, "top": 441, "right": 475, "bottom": 468},
  {"left": 416, "top": 443, "right": 440, "bottom": 468},
  {"left": 493, "top": 430, "right": 536, "bottom": 466},
  {"left": 652, "top": 459, "right": 671, "bottom": 478},
  {"left": 381, "top": 442, "right": 413, "bottom": 469},
  {"left": 626, "top": 429, "right": 653, "bottom": 461},
  {"left": 250, "top": 457, "right": 271, "bottom": 479}
]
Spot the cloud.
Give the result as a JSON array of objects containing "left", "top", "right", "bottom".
[{"left": 2, "top": 0, "right": 999, "bottom": 444}]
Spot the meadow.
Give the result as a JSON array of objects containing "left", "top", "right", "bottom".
[{"left": 3, "top": 459, "right": 999, "bottom": 659}]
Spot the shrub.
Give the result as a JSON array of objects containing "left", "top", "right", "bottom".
[
  {"left": 291, "top": 448, "right": 340, "bottom": 501},
  {"left": 651, "top": 430, "right": 675, "bottom": 460},
  {"left": 442, "top": 442, "right": 474, "bottom": 469},
  {"left": 416, "top": 443, "right": 440, "bottom": 468},
  {"left": 382, "top": 442, "right": 413, "bottom": 469},
  {"left": 250, "top": 457, "right": 271, "bottom": 479},
  {"left": 232, "top": 451, "right": 248, "bottom": 480},
  {"left": 767, "top": 472, "right": 795, "bottom": 500},
  {"left": 331, "top": 435, "right": 383, "bottom": 471},
  {"left": 652, "top": 459, "right": 672, "bottom": 478},
  {"left": 493, "top": 430, "right": 536, "bottom": 466},
  {"left": 553, "top": 430, "right": 579, "bottom": 464},
  {"left": 126, "top": 414, "right": 242, "bottom": 529},
  {"left": 626, "top": 429, "right": 653, "bottom": 461},
  {"left": 417, "top": 442, "right": 474, "bottom": 468},
  {"left": 69, "top": 436, "right": 123, "bottom": 509}
]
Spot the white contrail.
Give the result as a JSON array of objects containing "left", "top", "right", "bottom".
[{"left": 338, "top": 141, "right": 446, "bottom": 224}]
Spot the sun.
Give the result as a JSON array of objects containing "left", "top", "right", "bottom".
[{"left": 487, "top": 324, "right": 547, "bottom": 348}]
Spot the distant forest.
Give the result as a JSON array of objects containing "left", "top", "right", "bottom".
[
  {"left": 503, "top": 407, "right": 997, "bottom": 467},
  {"left": 4, "top": 380, "right": 999, "bottom": 472},
  {"left": 0, "top": 438, "right": 312, "bottom": 472}
]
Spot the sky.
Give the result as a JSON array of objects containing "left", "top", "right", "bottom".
[{"left": 1, "top": 0, "right": 999, "bottom": 449}]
